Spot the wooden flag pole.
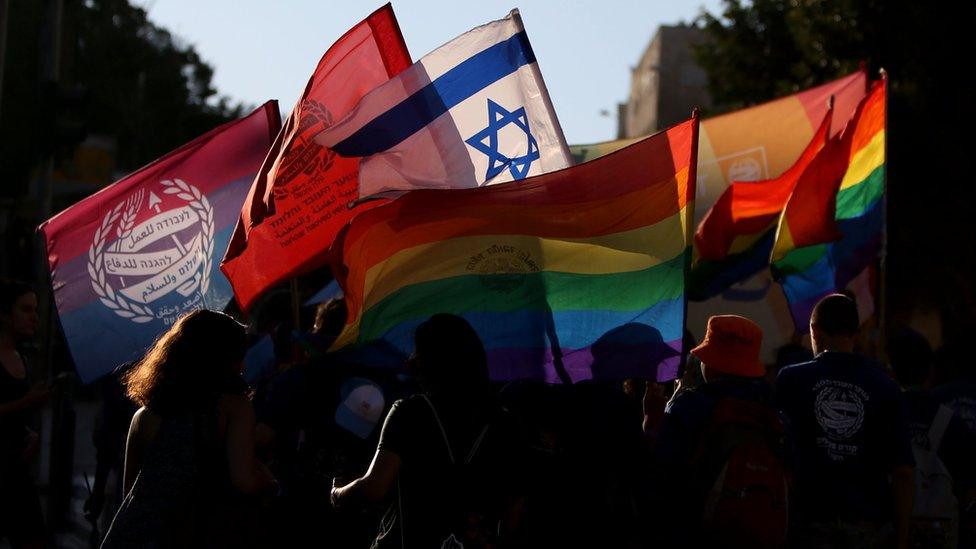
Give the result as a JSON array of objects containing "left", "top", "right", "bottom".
[
  {"left": 878, "top": 68, "right": 889, "bottom": 358},
  {"left": 681, "top": 108, "right": 701, "bottom": 376},
  {"left": 290, "top": 278, "right": 301, "bottom": 330}
]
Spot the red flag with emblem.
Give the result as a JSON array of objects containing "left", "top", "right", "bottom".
[{"left": 221, "top": 4, "right": 411, "bottom": 311}]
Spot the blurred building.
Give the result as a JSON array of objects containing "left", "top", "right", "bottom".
[{"left": 619, "top": 25, "right": 711, "bottom": 138}]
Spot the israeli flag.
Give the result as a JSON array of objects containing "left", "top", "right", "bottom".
[{"left": 314, "top": 9, "right": 572, "bottom": 198}]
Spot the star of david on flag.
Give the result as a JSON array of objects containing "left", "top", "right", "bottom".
[
  {"left": 466, "top": 99, "right": 540, "bottom": 180},
  {"left": 315, "top": 9, "right": 572, "bottom": 197}
]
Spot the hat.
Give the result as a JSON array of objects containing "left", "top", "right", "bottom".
[
  {"left": 691, "top": 315, "right": 765, "bottom": 378},
  {"left": 334, "top": 377, "right": 386, "bottom": 439}
]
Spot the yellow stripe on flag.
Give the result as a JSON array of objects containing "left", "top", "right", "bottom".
[
  {"left": 840, "top": 130, "right": 884, "bottom": 191},
  {"left": 361, "top": 206, "right": 691, "bottom": 311}
]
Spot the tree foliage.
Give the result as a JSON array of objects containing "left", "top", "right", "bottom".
[
  {"left": 0, "top": 0, "right": 247, "bottom": 199},
  {"left": 71, "top": 0, "right": 247, "bottom": 169}
]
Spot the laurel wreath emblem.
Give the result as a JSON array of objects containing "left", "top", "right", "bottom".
[
  {"left": 161, "top": 179, "right": 215, "bottom": 296},
  {"left": 274, "top": 99, "right": 335, "bottom": 193},
  {"left": 87, "top": 179, "right": 215, "bottom": 324}
]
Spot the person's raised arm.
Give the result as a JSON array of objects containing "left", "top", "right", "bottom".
[
  {"left": 331, "top": 399, "right": 410, "bottom": 507},
  {"left": 331, "top": 448, "right": 401, "bottom": 507}
]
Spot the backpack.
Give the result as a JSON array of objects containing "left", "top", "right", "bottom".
[
  {"left": 692, "top": 396, "right": 789, "bottom": 548},
  {"left": 373, "top": 395, "right": 494, "bottom": 549},
  {"left": 910, "top": 404, "right": 959, "bottom": 547},
  {"left": 423, "top": 395, "right": 496, "bottom": 549}
]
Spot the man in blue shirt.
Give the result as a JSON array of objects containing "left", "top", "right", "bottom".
[{"left": 776, "top": 294, "right": 915, "bottom": 549}]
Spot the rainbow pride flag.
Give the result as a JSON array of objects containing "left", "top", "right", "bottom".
[
  {"left": 697, "top": 109, "right": 832, "bottom": 263},
  {"left": 689, "top": 109, "right": 832, "bottom": 299},
  {"left": 330, "top": 117, "right": 698, "bottom": 383},
  {"left": 773, "top": 79, "right": 886, "bottom": 329},
  {"left": 568, "top": 72, "right": 865, "bottom": 303}
]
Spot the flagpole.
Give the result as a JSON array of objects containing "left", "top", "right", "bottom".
[
  {"left": 878, "top": 68, "right": 889, "bottom": 358},
  {"left": 290, "top": 278, "right": 301, "bottom": 331},
  {"left": 682, "top": 108, "right": 701, "bottom": 378},
  {"left": 508, "top": 9, "right": 574, "bottom": 164}
]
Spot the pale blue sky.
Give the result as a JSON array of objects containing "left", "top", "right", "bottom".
[{"left": 140, "top": 0, "right": 723, "bottom": 144}]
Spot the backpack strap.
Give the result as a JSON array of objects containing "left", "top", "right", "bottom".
[
  {"left": 928, "top": 404, "right": 954, "bottom": 452},
  {"left": 464, "top": 424, "right": 491, "bottom": 465},
  {"left": 420, "top": 394, "right": 456, "bottom": 464},
  {"left": 419, "top": 394, "right": 491, "bottom": 466},
  {"left": 393, "top": 475, "right": 406, "bottom": 549}
]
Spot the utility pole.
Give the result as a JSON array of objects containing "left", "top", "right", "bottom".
[
  {"left": 37, "top": 0, "right": 62, "bottom": 217},
  {"left": 0, "top": 0, "right": 9, "bottom": 120},
  {"left": 37, "top": 0, "right": 76, "bottom": 530}
]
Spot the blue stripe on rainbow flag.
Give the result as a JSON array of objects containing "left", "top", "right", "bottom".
[
  {"left": 779, "top": 194, "right": 883, "bottom": 329},
  {"left": 331, "top": 31, "right": 536, "bottom": 156},
  {"left": 688, "top": 230, "right": 774, "bottom": 301},
  {"left": 335, "top": 295, "right": 684, "bottom": 382}
]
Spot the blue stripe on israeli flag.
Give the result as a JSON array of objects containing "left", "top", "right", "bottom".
[{"left": 330, "top": 31, "right": 536, "bottom": 157}]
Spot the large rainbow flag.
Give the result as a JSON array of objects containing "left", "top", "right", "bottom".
[
  {"left": 330, "top": 117, "right": 698, "bottom": 383},
  {"left": 772, "top": 79, "right": 886, "bottom": 329}
]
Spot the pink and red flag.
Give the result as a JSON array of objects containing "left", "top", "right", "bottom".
[
  {"left": 40, "top": 102, "right": 281, "bottom": 382},
  {"left": 221, "top": 4, "right": 411, "bottom": 311}
]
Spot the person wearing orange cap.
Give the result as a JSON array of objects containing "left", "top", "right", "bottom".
[
  {"left": 775, "top": 293, "right": 915, "bottom": 549},
  {"left": 650, "top": 314, "right": 787, "bottom": 547}
]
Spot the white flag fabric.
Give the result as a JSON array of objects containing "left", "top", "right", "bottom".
[{"left": 314, "top": 10, "right": 572, "bottom": 198}]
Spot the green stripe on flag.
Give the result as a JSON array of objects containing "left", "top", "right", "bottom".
[
  {"left": 837, "top": 165, "right": 884, "bottom": 220},
  {"left": 772, "top": 243, "right": 829, "bottom": 277},
  {"left": 359, "top": 252, "right": 687, "bottom": 343}
]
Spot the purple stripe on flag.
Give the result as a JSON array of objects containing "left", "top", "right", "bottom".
[
  {"left": 486, "top": 339, "right": 684, "bottom": 383},
  {"left": 336, "top": 332, "right": 685, "bottom": 384}
]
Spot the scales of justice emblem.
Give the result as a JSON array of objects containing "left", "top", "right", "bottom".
[{"left": 88, "top": 179, "right": 215, "bottom": 325}]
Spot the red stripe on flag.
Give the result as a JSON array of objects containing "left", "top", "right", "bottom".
[
  {"left": 774, "top": 79, "right": 887, "bottom": 258},
  {"left": 696, "top": 108, "right": 832, "bottom": 261}
]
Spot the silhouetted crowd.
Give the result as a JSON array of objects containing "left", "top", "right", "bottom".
[{"left": 2, "top": 278, "right": 975, "bottom": 548}]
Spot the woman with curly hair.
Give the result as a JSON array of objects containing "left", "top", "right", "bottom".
[{"left": 102, "top": 309, "right": 277, "bottom": 548}]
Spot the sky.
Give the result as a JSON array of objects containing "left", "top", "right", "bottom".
[{"left": 140, "top": 0, "right": 724, "bottom": 144}]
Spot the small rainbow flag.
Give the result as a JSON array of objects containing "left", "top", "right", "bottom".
[
  {"left": 773, "top": 79, "right": 886, "bottom": 328},
  {"left": 330, "top": 117, "right": 698, "bottom": 383},
  {"left": 689, "top": 109, "right": 832, "bottom": 299}
]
